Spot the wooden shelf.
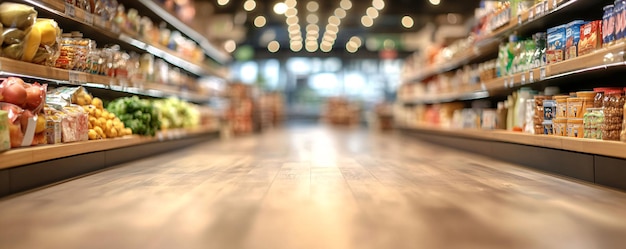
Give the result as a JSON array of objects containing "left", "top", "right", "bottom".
[
  {"left": 401, "top": 0, "right": 576, "bottom": 84},
  {"left": 0, "top": 126, "right": 220, "bottom": 170},
  {"left": 0, "top": 57, "right": 216, "bottom": 103},
  {"left": 399, "top": 124, "right": 626, "bottom": 160},
  {"left": 22, "top": 0, "right": 227, "bottom": 78}
]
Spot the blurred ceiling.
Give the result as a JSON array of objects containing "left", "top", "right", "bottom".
[{"left": 194, "top": 0, "right": 482, "bottom": 56}]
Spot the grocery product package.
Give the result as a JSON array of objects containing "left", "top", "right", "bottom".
[
  {"left": 547, "top": 25, "right": 566, "bottom": 64},
  {"left": 0, "top": 77, "right": 47, "bottom": 147},
  {"left": 565, "top": 20, "right": 585, "bottom": 60},
  {"left": 0, "top": 3, "right": 62, "bottom": 65},
  {"left": 579, "top": 21, "right": 603, "bottom": 56}
]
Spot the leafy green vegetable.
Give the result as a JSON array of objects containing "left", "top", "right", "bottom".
[{"left": 107, "top": 96, "right": 161, "bottom": 136}]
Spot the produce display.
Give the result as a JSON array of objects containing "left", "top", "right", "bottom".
[
  {"left": 153, "top": 97, "right": 200, "bottom": 130},
  {"left": 0, "top": 77, "right": 47, "bottom": 147},
  {"left": 107, "top": 96, "right": 161, "bottom": 136}
]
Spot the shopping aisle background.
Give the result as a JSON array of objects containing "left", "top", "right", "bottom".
[{"left": 2, "top": 125, "right": 626, "bottom": 249}]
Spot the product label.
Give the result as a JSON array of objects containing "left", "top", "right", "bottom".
[
  {"left": 604, "top": 6, "right": 616, "bottom": 43},
  {"left": 543, "top": 100, "right": 556, "bottom": 120},
  {"left": 616, "top": 2, "right": 626, "bottom": 40}
]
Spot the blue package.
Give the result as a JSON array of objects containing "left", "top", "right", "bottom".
[
  {"left": 604, "top": 5, "right": 616, "bottom": 44},
  {"left": 566, "top": 20, "right": 585, "bottom": 60},
  {"left": 615, "top": 0, "right": 625, "bottom": 40},
  {"left": 547, "top": 25, "right": 566, "bottom": 64}
]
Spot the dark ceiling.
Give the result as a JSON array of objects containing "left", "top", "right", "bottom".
[{"left": 200, "top": 0, "right": 482, "bottom": 53}]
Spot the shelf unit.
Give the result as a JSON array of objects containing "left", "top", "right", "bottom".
[
  {"left": 126, "top": 0, "right": 231, "bottom": 64},
  {"left": 401, "top": 0, "right": 572, "bottom": 84},
  {"left": 399, "top": 124, "right": 626, "bottom": 160},
  {"left": 397, "top": 0, "right": 626, "bottom": 190},
  {"left": 401, "top": 42, "right": 626, "bottom": 104},
  {"left": 398, "top": 125, "right": 626, "bottom": 191},
  {"left": 23, "top": 0, "right": 229, "bottom": 79},
  {"left": 0, "top": 1, "right": 229, "bottom": 197}
]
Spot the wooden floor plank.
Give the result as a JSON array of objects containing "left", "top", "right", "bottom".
[{"left": 1, "top": 125, "right": 626, "bottom": 249}]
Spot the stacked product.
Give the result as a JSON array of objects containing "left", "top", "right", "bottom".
[
  {"left": 531, "top": 96, "right": 550, "bottom": 134},
  {"left": 602, "top": 89, "right": 624, "bottom": 141},
  {"left": 566, "top": 92, "right": 594, "bottom": 138}
]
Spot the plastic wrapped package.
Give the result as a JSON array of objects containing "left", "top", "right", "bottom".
[
  {"left": 0, "top": 102, "right": 46, "bottom": 147},
  {"left": 0, "top": 2, "right": 37, "bottom": 30},
  {"left": 0, "top": 110, "right": 10, "bottom": 151},
  {"left": 60, "top": 105, "right": 88, "bottom": 143}
]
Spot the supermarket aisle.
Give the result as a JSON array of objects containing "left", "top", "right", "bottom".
[{"left": 2, "top": 125, "right": 626, "bottom": 249}]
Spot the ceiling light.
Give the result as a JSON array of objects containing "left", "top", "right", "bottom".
[
  {"left": 306, "top": 24, "right": 319, "bottom": 32},
  {"left": 306, "top": 42, "right": 318, "bottom": 52},
  {"left": 321, "top": 40, "right": 333, "bottom": 47},
  {"left": 324, "top": 32, "right": 337, "bottom": 40},
  {"left": 306, "top": 1, "right": 319, "bottom": 12},
  {"left": 254, "top": 16, "right": 266, "bottom": 27},
  {"left": 349, "top": 36, "right": 362, "bottom": 47},
  {"left": 285, "top": 8, "right": 298, "bottom": 17},
  {"left": 366, "top": 7, "right": 379, "bottom": 19},
  {"left": 340, "top": 0, "right": 352, "bottom": 10},
  {"left": 307, "top": 14, "right": 319, "bottom": 23},
  {"left": 290, "top": 32, "right": 301, "bottom": 39},
  {"left": 429, "top": 0, "right": 440, "bottom": 6},
  {"left": 288, "top": 24, "right": 301, "bottom": 32},
  {"left": 285, "top": 0, "right": 297, "bottom": 8},
  {"left": 268, "top": 40, "right": 280, "bottom": 52},
  {"left": 243, "top": 0, "right": 256, "bottom": 11},
  {"left": 361, "top": 15, "right": 373, "bottom": 27},
  {"left": 373, "top": 0, "right": 385, "bottom": 10},
  {"left": 273, "top": 2, "right": 287, "bottom": 15},
  {"left": 346, "top": 41, "right": 358, "bottom": 53},
  {"left": 286, "top": 16, "right": 299, "bottom": 25},
  {"left": 217, "top": 0, "right": 229, "bottom": 6},
  {"left": 326, "top": 24, "right": 339, "bottom": 33},
  {"left": 290, "top": 42, "right": 303, "bottom": 52},
  {"left": 320, "top": 43, "right": 332, "bottom": 52},
  {"left": 328, "top": 16, "right": 341, "bottom": 26},
  {"left": 334, "top": 8, "right": 347, "bottom": 19},
  {"left": 224, "top": 40, "right": 236, "bottom": 53},
  {"left": 402, "top": 15, "right": 414, "bottom": 28}
]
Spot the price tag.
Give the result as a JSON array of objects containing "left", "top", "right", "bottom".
[
  {"left": 69, "top": 71, "right": 87, "bottom": 85},
  {"left": 518, "top": 14, "right": 522, "bottom": 26},
  {"left": 521, "top": 74, "right": 526, "bottom": 84},
  {"left": 543, "top": 1, "right": 549, "bottom": 13},
  {"left": 64, "top": 3, "right": 76, "bottom": 17},
  {"left": 529, "top": 71, "right": 534, "bottom": 83},
  {"left": 480, "top": 82, "right": 487, "bottom": 91},
  {"left": 529, "top": 7, "right": 535, "bottom": 20},
  {"left": 503, "top": 78, "right": 508, "bottom": 88},
  {"left": 69, "top": 70, "right": 80, "bottom": 85},
  {"left": 84, "top": 12, "right": 94, "bottom": 26},
  {"left": 540, "top": 67, "right": 546, "bottom": 80},
  {"left": 553, "top": 0, "right": 558, "bottom": 9},
  {"left": 510, "top": 76, "right": 515, "bottom": 87}
]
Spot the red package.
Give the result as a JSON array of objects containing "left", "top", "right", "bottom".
[{"left": 578, "top": 21, "right": 603, "bottom": 56}]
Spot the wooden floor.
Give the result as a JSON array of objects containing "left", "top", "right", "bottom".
[{"left": 1, "top": 125, "right": 626, "bottom": 249}]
